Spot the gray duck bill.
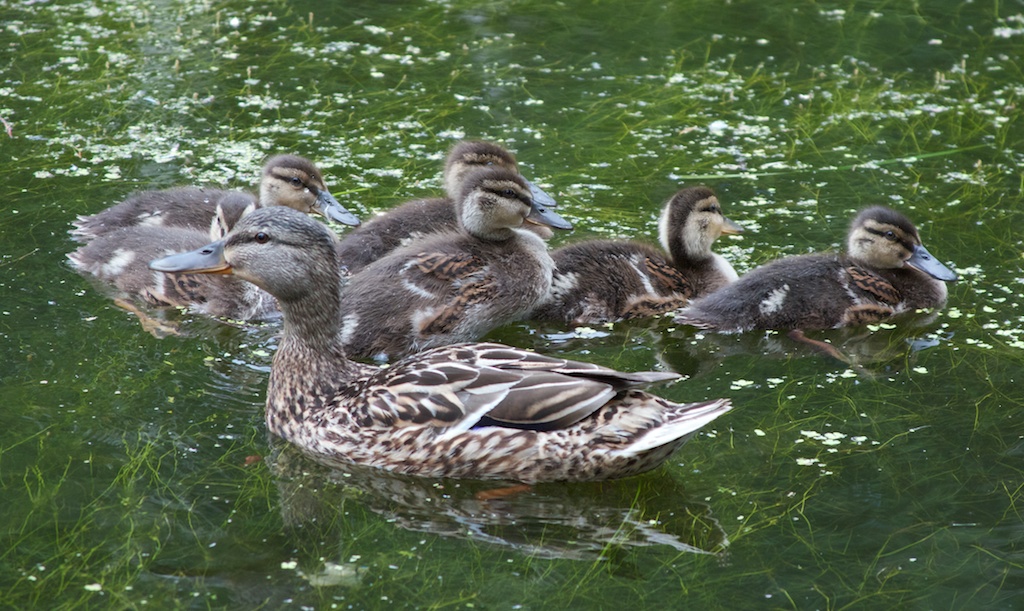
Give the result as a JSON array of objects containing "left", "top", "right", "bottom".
[
  {"left": 524, "top": 178, "right": 558, "bottom": 209},
  {"left": 526, "top": 201, "right": 573, "bottom": 230},
  {"left": 316, "top": 190, "right": 361, "bottom": 226},
  {"left": 907, "top": 244, "right": 957, "bottom": 282},
  {"left": 149, "top": 240, "right": 232, "bottom": 274}
]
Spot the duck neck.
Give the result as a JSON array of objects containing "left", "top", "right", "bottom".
[
  {"left": 257, "top": 181, "right": 271, "bottom": 207},
  {"left": 659, "top": 205, "right": 711, "bottom": 265},
  {"left": 266, "top": 278, "right": 364, "bottom": 438},
  {"left": 666, "top": 230, "right": 712, "bottom": 265}
]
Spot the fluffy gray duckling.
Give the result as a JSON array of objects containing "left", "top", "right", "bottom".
[{"left": 336, "top": 140, "right": 558, "bottom": 273}]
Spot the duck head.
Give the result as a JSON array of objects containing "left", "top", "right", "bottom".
[
  {"left": 443, "top": 140, "right": 557, "bottom": 209},
  {"left": 846, "top": 206, "right": 957, "bottom": 281},
  {"left": 658, "top": 186, "right": 743, "bottom": 262},
  {"left": 260, "top": 155, "right": 360, "bottom": 226},
  {"left": 455, "top": 167, "right": 571, "bottom": 241}
]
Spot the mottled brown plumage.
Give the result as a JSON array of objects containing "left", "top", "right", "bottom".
[
  {"left": 533, "top": 186, "right": 742, "bottom": 325},
  {"left": 337, "top": 167, "right": 571, "bottom": 362},
  {"left": 336, "top": 141, "right": 558, "bottom": 273},
  {"left": 675, "top": 206, "right": 957, "bottom": 332},
  {"left": 148, "top": 207, "right": 732, "bottom": 482}
]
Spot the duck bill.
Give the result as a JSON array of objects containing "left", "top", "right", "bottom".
[
  {"left": 315, "top": 190, "right": 361, "bottom": 226},
  {"left": 525, "top": 202, "right": 573, "bottom": 231},
  {"left": 720, "top": 216, "right": 744, "bottom": 236},
  {"left": 149, "top": 241, "right": 233, "bottom": 275},
  {"left": 906, "top": 244, "right": 957, "bottom": 282},
  {"left": 525, "top": 178, "right": 558, "bottom": 208}
]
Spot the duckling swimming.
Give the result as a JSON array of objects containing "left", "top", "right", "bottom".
[
  {"left": 338, "top": 167, "right": 572, "bottom": 362},
  {"left": 68, "top": 220, "right": 280, "bottom": 322},
  {"left": 71, "top": 154, "right": 359, "bottom": 243},
  {"left": 336, "top": 140, "right": 557, "bottom": 273},
  {"left": 67, "top": 156, "right": 360, "bottom": 321},
  {"left": 149, "top": 207, "right": 731, "bottom": 483},
  {"left": 674, "top": 206, "right": 956, "bottom": 333},
  {"left": 532, "top": 186, "right": 742, "bottom": 325}
]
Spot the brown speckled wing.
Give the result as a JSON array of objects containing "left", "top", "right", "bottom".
[
  {"left": 409, "top": 251, "right": 492, "bottom": 334},
  {"left": 621, "top": 295, "right": 690, "bottom": 319},
  {"left": 474, "top": 371, "right": 615, "bottom": 431},
  {"left": 454, "top": 343, "right": 679, "bottom": 387},
  {"left": 846, "top": 266, "right": 901, "bottom": 305},
  {"left": 364, "top": 357, "right": 607, "bottom": 433},
  {"left": 841, "top": 304, "right": 897, "bottom": 326},
  {"left": 418, "top": 276, "right": 495, "bottom": 334},
  {"left": 364, "top": 360, "right": 513, "bottom": 428},
  {"left": 360, "top": 343, "right": 681, "bottom": 433},
  {"left": 414, "top": 251, "right": 484, "bottom": 281},
  {"left": 645, "top": 257, "right": 692, "bottom": 297}
]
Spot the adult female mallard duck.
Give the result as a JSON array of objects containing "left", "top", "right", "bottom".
[
  {"left": 149, "top": 207, "right": 732, "bottom": 482},
  {"left": 336, "top": 140, "right": 557, "bottom": 273},
  {"left": 337, "top": 166, "right": 572, "bottom": 362},
  {"left": 532, "top": 186, "right": 742, "bottom": 325},
  {"left": 674, "top": 206, "right": 957, "bottom": 333},
  {"left": 71, "top": 154, "right": 359, "bottom": 242}
]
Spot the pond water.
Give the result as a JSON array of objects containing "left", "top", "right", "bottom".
[{"left": 2, "top": 0, "right": 1022, "bottom": 608}]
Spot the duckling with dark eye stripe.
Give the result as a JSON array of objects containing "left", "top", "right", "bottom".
[
  {"left": 338, "top": 166, "right": 572, "bottom": 362},
  {"left": 336, "top": 140, "right": 558, "bottom": 274},
  {"left": 674, "top": 206, "right": 957, "bottom": 335},
  {"left": 531, "top": 186, "right": 742, "bottom": 325},
  {"left": 71, "top": 154, "right": 359, "bottom": 243},
  {"left": 67, "top": 156, "right": 359, "bottom": 323}
]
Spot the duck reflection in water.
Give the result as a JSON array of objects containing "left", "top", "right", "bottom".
[{"left": 267, "top": 440, "right": 728, "bottom": 563}]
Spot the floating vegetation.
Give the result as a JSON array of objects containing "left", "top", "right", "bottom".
[{"left": 2, "top": 0, "right": 1024, "bottom": 609}]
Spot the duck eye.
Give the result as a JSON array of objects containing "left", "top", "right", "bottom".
[
  {"left": 885, "top": 230, "right": 896, "bottom": 240},
  {"left": 502, "top": 188, "right": 517, "bottom": 198},
  {"left": 254, "top": 232, "right": 270, "bottom": 244},
  {"left": 289, "top": 176, "right": 303, "bottom": 187}
]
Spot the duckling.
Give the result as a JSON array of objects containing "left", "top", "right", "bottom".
[
  {"left": 336, "top": 140, "right": 557, "bottom": 273},
  {"left": 68, "top": 218, "right": 278, "bottom": 321},
  {"left": 675, "top": 206, "right": 957, "bottom": 333},
  {"left": 338, "top": 167, "right": 572, "bottom": 362},
  {"left": 68, "top": 156, "right": 361, "bottom": 322},
  {"left": 70, "top": 154, "right": 359, "bottom": 243},
  {"left": 532, "top": 186, "right": 742, "bottom": 325},
  {"left": 148, "top": 207, "right": 732, "bottom": 483}
]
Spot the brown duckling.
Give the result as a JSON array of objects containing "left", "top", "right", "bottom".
[
  {"left": 338, "top": 166, "right": 572, "bottom": 362},
  {"left": 336, "top": 140, "right": 558, "bottom": 273},
  {"left": 148, "top": 207, "right": 731, "bottom": 483},
  {"left": 68, "top": 156, "right": 360, "bottom": 322},
  {"left": 675, "top": 206, "right": 957, "bottom": 333},
  {"left": 68, "top": 219, "right": 279, "bottom": 321},
  {"left": 532, "top": 186, "right": 742, "bottom": 325},
  {"left": 71, "top": 154, "right": 359, "bottom": 243}
]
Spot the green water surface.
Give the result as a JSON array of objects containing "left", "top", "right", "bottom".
[{"left": 1, "top": 0, "right": 1022, "bottom": 608}]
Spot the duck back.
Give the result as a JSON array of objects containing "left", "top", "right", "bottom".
[
  {"left": 678, "top": 253, "right": 949, "bottom": 332},
  {"left": 339, "top": 229, "right": 553, "bottom": 361},
  {"left": 71, "top": 187, "right": 257, "bottom": 242},
  {"left": 535, "top": 239, "right": 733, "bottom": 325},
  {"left": 336, "top": 197, "right": 456, "bottom": 273}
]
